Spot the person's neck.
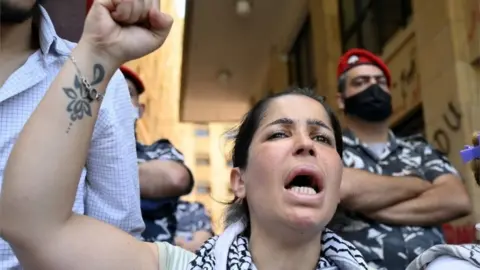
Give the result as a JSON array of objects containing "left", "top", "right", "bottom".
[
  {"left": 249, "top": 222, "right": 322, "bottom": 270},
  {"left": 0, "top": 19, "right": 37, "bottom": 87},
  {"left": 345, "top": 115, "right": 390, "bottom": 144},
  {"left": 0, "top": 19, "right": 34, "bottom": 56}
]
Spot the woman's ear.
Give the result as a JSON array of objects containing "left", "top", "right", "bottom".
[{"left": 230, "top": 167, "right": 246, "bottom": 199}]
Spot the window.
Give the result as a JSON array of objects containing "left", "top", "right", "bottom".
[
  {"left": 288, "top": 16, "right": 315, "bottom": 88},
  {"left": 196, "top": 182, "right": 211, "bottom": 194},
  {"left": 195, "top": 126, "right": 209, "bottom": 137},
  {"left": 339, "top": 0, "right": 412, "bottom": 54},
  {"left": 195, "top": 155, "right": 210, "bottom": 166}
]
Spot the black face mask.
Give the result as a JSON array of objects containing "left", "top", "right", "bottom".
[{"left": 343, "top": 84, "right": 392, "bottom": 122}]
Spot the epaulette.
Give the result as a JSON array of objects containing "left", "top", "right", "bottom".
[
  {"left": 402, "top": 133, "right": 451, "bottom": 157},
  {"left": 401, "top": 133, "right": 427, "bottom": 144},
  {"left": 397, "top": 133, "right": 428, "bottom": 149}
]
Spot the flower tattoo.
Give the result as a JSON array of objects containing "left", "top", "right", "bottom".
[{"left": 63, "top": 64, "right": 105, "bottom": 133}]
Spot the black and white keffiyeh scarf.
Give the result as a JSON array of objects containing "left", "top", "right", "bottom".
[
  {"left": 406, "top": 244, "right": 480, "bottom": 269},
  {"left": 187, "top": 222, "right": 369, "bottom": 270}
]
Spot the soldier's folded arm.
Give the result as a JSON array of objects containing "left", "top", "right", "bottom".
[
  {"left": 363, "top": 145, "right": 472, "bottom": 226},
  {"left": 138, "top": 140, "right": 194, "bottom": 199},
  {"left": 365, "top": 174, "right": 470, "bottom": 226},
  {"left": 340, "top": 167, "right": 432, "bottom": 212},
  {"left": 139, "top": 160, "right": 193, "bottom": 198}
]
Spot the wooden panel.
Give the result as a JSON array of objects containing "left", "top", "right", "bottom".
[
  {"left": 308, "top": 0, "right": 342, "bottom": 118},
  {"left": 464, "top": 0, "right": 480, "bottom": 63},
  {"left": 266, "top": 49, "right": 289, "bottom": 94},
  {"left": 382, "top": 26, "right": 422, "bottom": 125},
  {"left": 413, "top": 0, "right": 479, "bottom": 237}
]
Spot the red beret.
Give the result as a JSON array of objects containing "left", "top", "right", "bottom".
[
  {"left": 120, "top": 66, "right": 145, "bottom": 95},
  {"left": 87, "top": 0, "right": 94, "bottom": 14},
  {"left": 337, "top": 48, "right": 391, "bottom": 87}
]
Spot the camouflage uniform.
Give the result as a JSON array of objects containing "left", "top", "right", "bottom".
[
  {"left": 137, "top": 139, "right": 194, "bottom": 244},
  {"left": 329, "top": 130, "right": 459, "bottom": 270},
  {"left": 175, "top": 201, "right": 213, "bottom": 241}
]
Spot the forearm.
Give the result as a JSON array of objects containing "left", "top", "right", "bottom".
[
  {"left": 139, "top": 160, "right": 191, "bottom": 198},
  {"left": 367, "top": 184, "right": 471, "bottom": 226},
  {"left": 341, "top": 168, "right": 431, "bottom": 212},
  {"left": 1, "top": 42, "right": 117, "bottom": 242}
]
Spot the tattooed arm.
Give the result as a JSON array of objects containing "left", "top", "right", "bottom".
[
  {"left": 0, "top": 42, "right": 158, "bottom": 270},
  {"left": 0, "top": 0, "right": 174, "bottom": 268},
  {"left": 84, "top": 71, "right": 145, "bottom": 237}
]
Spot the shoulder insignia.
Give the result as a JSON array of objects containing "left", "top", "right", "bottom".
[
  {"left": 400, "top": 133, "right": 429, "bottom": 146},
  {"left": 402, "top": 133, "right": 427, "bottom": 143}
]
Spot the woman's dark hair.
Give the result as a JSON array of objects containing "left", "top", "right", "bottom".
[{"left": 224, "top": 87, "right": 343, "bottom": 236}]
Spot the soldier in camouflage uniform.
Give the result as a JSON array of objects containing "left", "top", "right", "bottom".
[
  {"left": 121, "top": 66, "right": 195, "bottom": 244},
  {"left": 329, "top": 48, "right": 472, "bottom": 270}
]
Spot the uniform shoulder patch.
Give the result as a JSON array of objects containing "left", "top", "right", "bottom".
[{"left": 401, "top": 133, "right": 428, "bottom": 146}]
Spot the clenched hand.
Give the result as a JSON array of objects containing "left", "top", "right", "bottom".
[{"left": 82, "top": 0, "right": 173, "bottom": 67}]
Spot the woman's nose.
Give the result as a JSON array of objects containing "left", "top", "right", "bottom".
[{"left": 294, "top": 135, "right": 316, "bottom": 157}]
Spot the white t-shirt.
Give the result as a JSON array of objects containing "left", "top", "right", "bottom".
[
  {"left": 156, "top": 242, "right": 195, "bottom": 270},
  {"left": 426, "top": 255, "right": 479, "bottom": 270}
]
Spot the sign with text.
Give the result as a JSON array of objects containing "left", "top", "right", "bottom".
[{"left": 385, "top": 34, "right": 422, "bottom": 125}]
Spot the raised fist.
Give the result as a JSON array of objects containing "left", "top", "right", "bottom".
[{"left": 81, "top": 0, "right": 173, "bottom": 67}]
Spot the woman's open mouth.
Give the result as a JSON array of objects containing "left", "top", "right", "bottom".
[
  {"left": 285, "top": 175, "right": 319, "bottom": 195},
  {"left": 284, "top": 166, "right": 324, "bottom": 197}
]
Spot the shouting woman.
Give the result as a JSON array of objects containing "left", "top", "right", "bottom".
[{"left": 0, "top": 0, "right": 369, "bottom": 269}]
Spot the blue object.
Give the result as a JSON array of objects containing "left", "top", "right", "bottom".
[{"left": 460, "top": 134, "right": 480, "bottom": 163}]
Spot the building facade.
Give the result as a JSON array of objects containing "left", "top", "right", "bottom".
[
  {"left": 253, "top": 0, "right": 480, "bottom": 242},
  {"left": 75, "top": 0, "right": 480, "bottom": 240},
  {"left": 179, "top": 123, "right": 237, "bottom": 234}
]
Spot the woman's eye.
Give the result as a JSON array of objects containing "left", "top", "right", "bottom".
[
  {"left": 313, "top": 135, "right": 332, "bottom": 145},
  {"left": 268, "top": 132, "right": 287, "bottom": 140}
]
